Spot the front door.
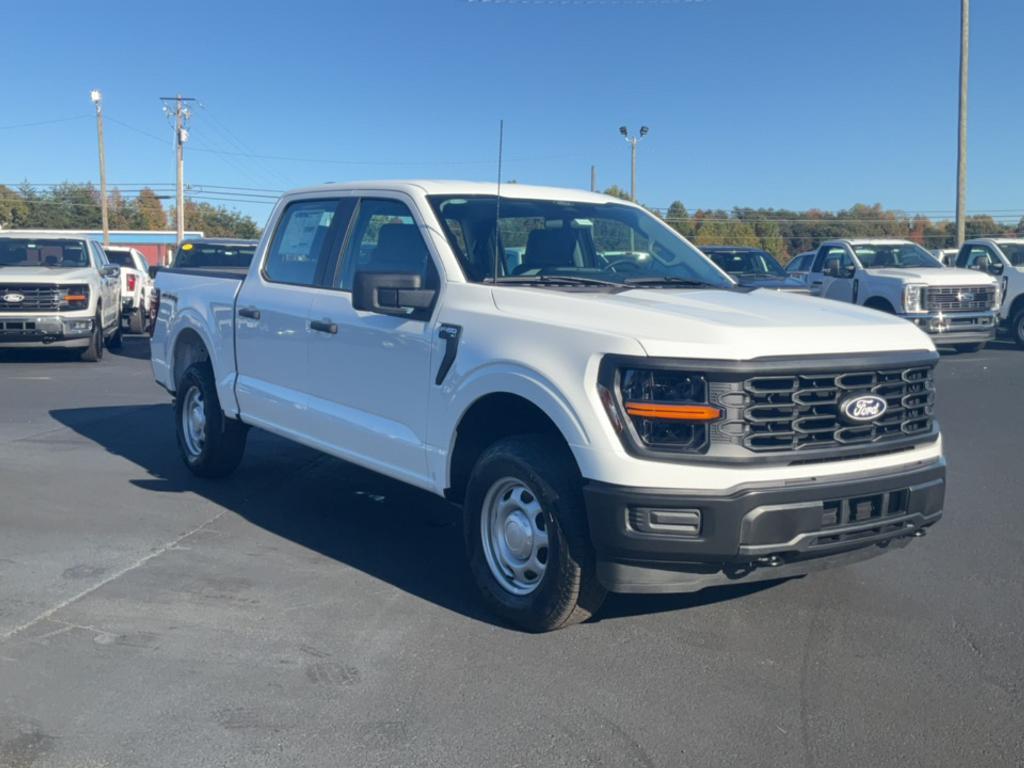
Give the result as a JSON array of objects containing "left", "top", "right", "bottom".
[
  {"left": 234, "top": 197, "right": 348, "bottom": 441},
  {"left": 818, "top": 246, "right": 857, "bottom": 303},
  {"left": 305, "top": 196, "right": 439, "bottom": 488}
]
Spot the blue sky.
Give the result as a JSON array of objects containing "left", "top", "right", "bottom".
[{"left": 2, "top": 0, "right": 1021, "bottom": 226}]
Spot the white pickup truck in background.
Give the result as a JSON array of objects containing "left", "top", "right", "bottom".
[
  {"left": 803, "top": 238, "right": 1000, "bottom": 352},
  {"left": 956, "top": 238, "right": 1024, "bottom": 347},
  {"left": 0, "top": 232, "right": 123, "bottom": 360},
  {"left": 151, "top": 181, "right": 947, "bottom": 631},
  {"left": 104, "top": 246, "right": 154, "bottom": 333}
]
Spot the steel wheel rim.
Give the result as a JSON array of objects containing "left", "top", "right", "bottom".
[
  {"left": 181, "top": 386, "right": 207, "bottom": 458},
  {"left": 480, "top": 477, "right": 550, "bottom": 596}
]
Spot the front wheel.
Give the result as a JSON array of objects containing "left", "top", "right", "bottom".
[
  {"left": 78, "top": 313, "right": 103, "bottom": 362},
  {"left": 464, "top": 435, "right": 606, "bottom": 632},
  {"left": 175, "top": 362, "right": 248, "bottom": 478},
  {"left": 1012, "top": 307, "right": 1024, "bottom": 349},
  {"left": 953, "top": 342, "right": 985, "bottom": 353}
]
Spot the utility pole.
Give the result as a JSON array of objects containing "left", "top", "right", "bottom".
[
  {"left": 590, "top": 165, "right": 597, "bottom": 192},
  {"left": 619, "top": 125, "right": 649, "bottom": 202},
  {"left": 90, "top": 90, "right": 109, "bottom": 247},
  {"left": 161, "top": 95, "right": 195, "bottom": 244},
  {"left": 955, "top": 0, "right": 969, "bottom": 246}
]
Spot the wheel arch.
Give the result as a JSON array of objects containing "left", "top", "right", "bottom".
[{"left": 864, "top": 295, "right": 896, "bottom": 313}]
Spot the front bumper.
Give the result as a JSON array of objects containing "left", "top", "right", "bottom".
[
  {"left": 0, "top": 315, "right": 94, "bottom": 347},
  {"left": 901, "top": 310, "right": 996, "bottom": 343},
  {"left": 583, "top": 459, "right": 945, "bottom": 594}
]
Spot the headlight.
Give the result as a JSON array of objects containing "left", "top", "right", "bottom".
[
  {"left": 600, "top": 367, "right": 721, "bottom": 454},
  {"left": 59, "top": 285, "right": 90, "bottom": 311},
  {"left": 995, "top": 279, "right": 1005, "bottom": 309},
  {"left": 903, "top": 283, "right": 926, "bottom": 314}
]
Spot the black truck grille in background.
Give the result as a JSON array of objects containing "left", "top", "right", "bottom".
[
  {"left": 713, "top": 365, "right": 935, "bottom": 453},
  {"left": 924, "top": 285, "right": 994, "bottom": 313},
  {"left": 0, "top": 284, "right": 61, "bottom": 312}
]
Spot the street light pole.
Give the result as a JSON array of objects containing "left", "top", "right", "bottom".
[
  {"left": 955, "top": 0, "right": 970, "bottom": 246},
  {"left": 90, "top": 90, "right": 109, "bottom": 247},
  {"left": 619, "top": 126, "right": 649, "bottom": 202}
]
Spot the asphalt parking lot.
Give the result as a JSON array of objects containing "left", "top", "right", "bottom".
[{"left": 0, "top": 337, "right": 1021, "bottom": 768}]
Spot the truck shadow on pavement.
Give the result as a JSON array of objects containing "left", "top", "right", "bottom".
[{"left": 50, "top": 403, "right": 784, "bottom": 630}]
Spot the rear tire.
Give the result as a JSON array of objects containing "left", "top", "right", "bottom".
[
  {"left": 464, "top": 434, "right": 606, "bottom": 632},
  {"left": 78, "top": 313, "right": 103, "bottom": 362},
  {"left": 953, "top": 342, "right": 985, "bottom": 353},
  {"left": 129, "top": 304, "right": 146, "bottom": 334},
  {"left": 1012, "top": 307, "right": 1024, "bottom": 349},
  {"left": 175, "top": 362, "right": 248, "bottom": 478}
]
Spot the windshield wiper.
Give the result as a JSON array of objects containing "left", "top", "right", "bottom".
[
  {"left": 490, "top": 275, "right": 621, "bottom": 288},
  {"left": 623, "top": 276, "right": 720, "bottom": 288}
]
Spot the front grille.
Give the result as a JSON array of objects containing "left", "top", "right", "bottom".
[
  {"left": 715, "top": 365, "right": 935, "bottom": 453},
  {"left": 924, "top": 285, "right": 994, "bottom": 312},
  {"left": 0, "top": 284, "right": 61, "bottom": 312}
]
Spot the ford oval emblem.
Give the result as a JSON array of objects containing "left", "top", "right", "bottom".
[
  {"left": 840, "top": 394, "right": 887, "bottom": 423},
  {"left": 2, "top": 292, "right": 25, "bottom": 304}
]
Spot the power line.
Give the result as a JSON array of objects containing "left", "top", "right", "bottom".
[{"left": 0, "top": 114, "right": 92, "bottom": 130}]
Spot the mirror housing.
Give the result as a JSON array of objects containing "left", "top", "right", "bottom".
[
  {"left": 988, "top": 261, "right": 1005, "bottom": 277},
  {"left": 148, "top": 265, "right": 162, "bottom": 279},
  {"left": 102, "top": 265, "right": 120, "bottom": 279},
  {"left": 352, "top": 272, "right": 436, "bottom": 318}
]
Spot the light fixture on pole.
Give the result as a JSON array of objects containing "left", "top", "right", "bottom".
[
  {"left": 91, "top": 89, "right": 110, "bottom": 247},
  {"left": 619, "top": 125, "right": 649, "bottom": 202}
]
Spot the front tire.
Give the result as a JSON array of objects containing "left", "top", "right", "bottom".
[
  {"left": 953, "top": 342, "right": 985, "bottom": 353},
  {"left": 464, "top": 435, "right": 606, "bottom": 632},
  {"left": 175, "top": 362, "right": 248, "bottom": 478},
  {"left": 1012, "top": 307, "right": 1024, "bottom": 349},
  {"left": 78, "top": 313, "right": 103, "bottom": 362}
]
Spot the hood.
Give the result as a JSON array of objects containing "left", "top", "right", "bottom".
[
  {"left": 0, "top": 267, "right": 96, "bottom": 285},
  {"left": 735, "top": 274, "right": 808, "bottom": 291},
  {"left": 863, "top": 266, "right": 997, "bottom": 286},
  {"left": 491, "top": 286, "right": 934, "bottom": 360}
]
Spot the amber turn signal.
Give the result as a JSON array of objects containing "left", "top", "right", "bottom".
[{"left": 624, "top": 402, "right": 722, "bottom": 421}]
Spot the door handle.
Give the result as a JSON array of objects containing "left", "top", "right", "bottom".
[
  {"left": 310, "top": 319, "right": 338, "bottom": 335},
  {"left": 238, "top": 306, "right": 261, "bottom": 320}
]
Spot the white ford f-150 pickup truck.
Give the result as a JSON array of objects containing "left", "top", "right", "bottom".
[
  {"left": 805, "top": 239, "right": 999, "bottom": 352},
  {"left": 0, "top": 232, "right": 123, "bottom": 360},
  {"left": 955, "top": 238, "right": 1024, "bottom": 347},
  {"left": 152, "top": 182, "right": 947, "bottom": 631},
  {"left": 104, "top": 245, "right": 154, "bottom": 333}
]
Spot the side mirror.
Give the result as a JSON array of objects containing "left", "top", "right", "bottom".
[
  {"left": 148, "top": 265, "right": 162, "bottom": 279},
  {"left": 352, "top": 272, "right": 436, "bottom": 318},
  {"left": 988, "top": 261, "right": 1005, "bottom": 277},
  {"left": 841, "top": 264, "right": 856, "bottom": 278},
  {"left": 102, "top": 265, "right": 120, "bottom": 279}
]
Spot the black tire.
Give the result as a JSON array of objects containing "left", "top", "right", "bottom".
[
  {"left": 464, "top": 434, "right": 606, "bottom": 632},
  {"left": 129, "top": 305, "right": 146, "bottom": 334},
  {"left": 106, "top": 321, "right": 123, "bottom": 350},
  {"left": 865, "top": 299, "right": 895, "bottom": 314},
  {"left": 1012, "top": 307, "right": 1024, "bottom": 349},
  {"left": 79, "top": 313, "right": 103, "bottom": 362},
  {"left": 953, "top": 342, "right": 985, "bottom": 353},
  {"left": 175, "top": 362, "right": 248, "bottom": 478}
]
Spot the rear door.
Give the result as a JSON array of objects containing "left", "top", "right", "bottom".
[
  {"left": 304, "top": 195, "right": 440, "bottom": 488},
  {"left": 234, "top": 197, "right": 351, "bottom": 441}
]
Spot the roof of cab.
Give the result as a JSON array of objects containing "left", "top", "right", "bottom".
[
  {"left": 0, "top": 230, "right": 96, "bottom": 241},
  {"left": 282, "top": 180, "right": 629, "bottom": 205}
]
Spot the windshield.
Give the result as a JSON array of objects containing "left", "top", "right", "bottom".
[
  {"left": 428, "top": 196, "right": 732, "bottom": 288},
  {"left": 997, "top": 243, "right": 1024, "bottom": 267},
  {"left": 706, "top": 249, "right": 787, "bottom": 277},
  {"left": 853, "top": 243, "right": 942, "bottom": 269},
  {"left": 104, "top": 250, "right": 137, "bottom": 268},
  {"left": 0, "top": 238, "right": 90, "bottom": 268},
  {"left": 174, "top": 242, "right": 256, "bottom": 268}
]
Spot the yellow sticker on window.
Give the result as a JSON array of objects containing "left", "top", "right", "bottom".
[{"left": 182, "top": 243, "right": 193, "bottom": 250}]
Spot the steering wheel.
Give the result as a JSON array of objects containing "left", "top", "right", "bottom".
[{"left": 603, "top": 259, "right": 644, "bottom": 274}]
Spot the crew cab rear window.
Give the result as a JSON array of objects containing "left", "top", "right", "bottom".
[{"left": 264, "top": 199, "right": 349, "bottom": 286}]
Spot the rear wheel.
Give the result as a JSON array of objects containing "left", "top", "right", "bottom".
[
  {"left": 78, "top": 313, "right": 103, "bottom": 362},
  {"left": 464, "top": 435, "right": 606, "bottom": 632},
  {"left": 129, "top": 304, "right": 146, "bottom": 334},
  {"left": 175, "top": 362, "right": 248, "bottom": 478}
]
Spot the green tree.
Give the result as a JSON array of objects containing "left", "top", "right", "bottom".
[
  {"left": 171, "top": 200, "right": 261, "bottom": 238},
  {"left": 0, "top": 184, "right": 28, "bottom": 228},
  {"left": 133, "top": 187, "right": 168, "bottom": 229},
  {"left": 602, "top": 185, "right": 631, "bottom": 201},
  {"left": 664, "top": 201, "right": 691, "bottom": 238}
]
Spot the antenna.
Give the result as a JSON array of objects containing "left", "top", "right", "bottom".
[{"left": 492, "top": 119, "right": 504, "bottom": 283}]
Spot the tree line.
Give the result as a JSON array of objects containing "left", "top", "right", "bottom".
[
  {"left": 602, "top": 186, "right": 1023, "bottom": 264},
  {"left": 0, "top": 182, "right": 261, "bottom": 239}
]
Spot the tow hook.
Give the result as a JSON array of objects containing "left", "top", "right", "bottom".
[{"left": 755, "top": 555, "right": 784, "bottom": 568}]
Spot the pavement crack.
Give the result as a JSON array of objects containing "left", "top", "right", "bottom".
[{"left": 0, "top": 510, "right": 226, "bottom": 644}]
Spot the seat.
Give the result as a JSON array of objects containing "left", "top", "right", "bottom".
[
  {"left": 370, "top": 223, "right": 429, "bottom": 274},
  {"left": 514, "top": 228, "right": 577, "bottom": 274}
]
